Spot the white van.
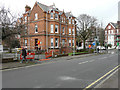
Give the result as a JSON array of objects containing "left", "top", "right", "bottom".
[{"left": 0, "top": 45, "right": 3, "bottom": 52}]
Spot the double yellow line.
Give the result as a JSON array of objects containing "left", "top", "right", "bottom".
[{"left": 84, "top": 65, "right": 120, "bottom": 90}]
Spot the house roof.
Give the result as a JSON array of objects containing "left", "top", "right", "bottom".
[
  {"left": 37, "top": 2, "right": 75, "bottom": 18},
  {"left": 110, "top": 22, "right": 118, "bottom": 29},
  {"left": 37, "top": 2, "right": 49, "bottom": 12}
]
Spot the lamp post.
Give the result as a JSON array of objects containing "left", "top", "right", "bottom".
[{"left": 94, "top": 37, "right": 98, "bottom": 53}]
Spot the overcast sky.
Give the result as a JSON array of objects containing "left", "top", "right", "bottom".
[{"left": 0, "top": 0, "right": 119, "bottom": 27}]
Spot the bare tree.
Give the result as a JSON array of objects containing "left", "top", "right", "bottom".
[
  {"left": 0, "top": 6, "right": 25, "bottom": 52},
  {"left": 77, "top": 14, "right": 98, "bottom": 50}
]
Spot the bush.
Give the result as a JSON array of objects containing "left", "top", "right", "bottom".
[
  {"left": 88, "top": 49, "right": 94, "bottom": 53},
  {"left": 107, "top": 44, "right": 112, "bottom": 48}
]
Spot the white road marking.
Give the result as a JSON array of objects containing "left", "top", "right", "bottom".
[
  {"left": 78, "top": 60, "right": 95, "bottom": 64},
  {"left": 89, "top": 60, "right": 95, "bottom": 62},
  {"left": 99, "top": 57, "right": 107, "bottom": 60}
]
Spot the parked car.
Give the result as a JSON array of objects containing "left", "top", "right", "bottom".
[
  {"left": 97, "top": 46, "right": 106, "bottom": 50},
  {"left": 15, "top": 48, "right": 22, "bottom": 52},
  {"left": 0, "top": 45, "right": 3, "bottom": 52}
]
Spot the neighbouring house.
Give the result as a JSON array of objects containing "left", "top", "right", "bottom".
[
  {"left": 19, "top": 2, "right": 77, "bottom": 53},
  {"left": 104, "top": 22, "right": 119, "bottom": 48},
  {"left": 117, "top": 21, "right": 120, "bottom": 47}
]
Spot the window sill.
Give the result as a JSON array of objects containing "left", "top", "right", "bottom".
[
  {"left": 55, "top": 46, "right": 59, "bottom": 48},
  {"left": 55, "top": 32, "right": 59, "bottom": 34}
]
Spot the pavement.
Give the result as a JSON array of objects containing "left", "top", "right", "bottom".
[
  {"left": 95, "top": 68, "right": 119, "bottom": 89},
  {"left": 1, "top": 50, "right": 120, "bottom": 89},
  {"left": 1, "top": 53, "right": 96, "bottom": 70}
]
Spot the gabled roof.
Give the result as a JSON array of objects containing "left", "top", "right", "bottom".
[
  {"left": 36, "top": 2, "right": 76, "bottom": 18},
  {"left": 37, "top": 2, "right": 49, "bottom": 12},
  {"left": 110, "top": 22, "right": 118, "bottom": 29},
  {"left": 65, "top": 12, "right": 75, "bottom": 18}
]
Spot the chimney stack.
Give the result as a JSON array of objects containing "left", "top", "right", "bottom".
[{"left": 25, "top": 5, "right": 31, "bottom": 12}]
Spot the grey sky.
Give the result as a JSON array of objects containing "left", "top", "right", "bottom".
[{"left": 0, "top": 0, "right": 119, "bottom": 27}]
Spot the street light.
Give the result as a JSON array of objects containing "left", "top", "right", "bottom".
[{"left": 94, "top": 37, "right": 98, "bottom": 53}]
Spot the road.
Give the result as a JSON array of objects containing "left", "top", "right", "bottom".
[{"left": 2, "top": 51, "right": 119, "bottom": 88}]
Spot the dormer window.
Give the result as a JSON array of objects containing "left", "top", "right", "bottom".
[
  {"left": 64, "top": 18, "right": 65, "bottom": 23},
  {"left": 69, "top": 19, "right": 71, "bottom": 24},
  {"left": 25, "top": 16, "right": 27, "bottom": 22},
  {"left": 62, "top": 17, "right": 63, "bottom": 22},
  {"left": 72, "top": 19, "right": 74, "bottom": 24},
  {"left": 108, "top": 25, "right": 111, "bottom": 29},
  {"left": 55, "top": 14, "right": 58, "bottom": 20},
  {"left": 51, "top": 13, "right": 53, "bottom": 19},
  {"left": 35, "top": 13, "right": 38, "bottom": 20}
]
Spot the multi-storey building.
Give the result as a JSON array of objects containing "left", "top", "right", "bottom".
[
  {"left": 19, "top": 2, "right": 77, "bottom": 53},
  {"left": 104, "top": 22, "right": 119, "bottom": 48}
]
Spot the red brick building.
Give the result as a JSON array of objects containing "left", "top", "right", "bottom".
[{"left": 19, "top": 2, "right": 77, "bottom": 53}]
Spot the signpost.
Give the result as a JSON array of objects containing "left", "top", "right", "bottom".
[
  {"left": 117, "top": 42, "right": 119, "bottom": 46},
  {"left": 92, "top": 42, "right": 95, "bottom": 46},
  {"left": 89, "top": 45, "right": 91, "bottom": 48}
]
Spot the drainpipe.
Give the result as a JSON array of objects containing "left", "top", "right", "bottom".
[
  {"left": 73, "top": 25, "right": 76, "bottom": 56},
  {"left": 66, "top": 19, "right": 68, "bottom": 53},
  {"left": 46, "top": 12, "right": 48, "bottom": 52},
  {"left": 60, "top": 15, "right": 61, "bottom": 53},
  {"left": 28, "top": 22, "right": 30, "bottom": 50}
]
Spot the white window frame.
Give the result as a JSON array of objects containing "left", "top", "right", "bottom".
[
  {"left": 108, "top": 30, "right": 110, "bottom": 34},
  {"left": 69, "top": 28, "right": 71, "bottom": 35},
  {"left": 62, "top": 27, "right": 65, "bottom": 35},
  {"left": 55, "top": 14, "right": 58, "bottom": 20},
  {"left": 72, "top": 28, "right": 75, "bottom": 35},
  {"left": 25, "top": 16, "right": 27, "bottom": 22},
  {"left": 55, "top": 38, "right": 58, "bottom": 48},
  {"left": 35, "top": 13, "right": 38, "bottom": 20},
  {"left": 69, "top": 40, "right": 71, "bottom": 47},
  {"left": 69, "top": 19, "right": 71, "bottom": 24},
  {"left": 51, "top": 38, "right": 54, "bottom": 47},
  {"left": 25, "top": 39, "right": 27, "bottom": 46},
  {"left": 35, "top": 24, "right": 38, "bottom": 33},
  {"left": 117, "top": 29, "right": 119, "bottom": 34},
  {"left": 111, "top": 30, "right": 113, "bottom": 34},
  {"left": 72, "top": 39, "right": 74, "bottom": 46},
  {"left": 105, "top": 31, "right": 107, "bottom": 35},
  {"left": 108, "top": 26, "right": 111, "bottom": 29},
  {"left": 55, "top": 25, "right": 58, "bottom": 33},
  {"left": 117, "top": 37, "right": 119, "bottom": 40},
  {"left": 62, "top": 17, "right": 63, "bottom": 22},
  {"left": 62, "top": 39, "right": 65, "bottom": 46},
  {"left": 51, "top": 24, "right": 54, "bottom": 33},
  {"left": 64, "top": 18, "right": 65, "bottom": 23},
  {"left": 50, "top": 13, "right": 53, "bottom": 19},
  {"left": 72, "top": 19, "right": 74, "bottom": 24}
]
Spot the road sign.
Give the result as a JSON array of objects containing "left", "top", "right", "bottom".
[
  {"left": 89, "top": 45, "right": 91, "bottom": 48},
  {"left": 117, "top": 42, "right": 119, "bottom": 46},
  {"left": 37, "top": 41, "right": 40, "bottom": 45},
  {"left": 92, "top": 42, "right": 95, "bottom": 46}
]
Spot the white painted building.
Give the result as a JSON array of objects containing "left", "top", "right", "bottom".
[{"left": 105, "top": 22, "right": 118, "bottom": 48}]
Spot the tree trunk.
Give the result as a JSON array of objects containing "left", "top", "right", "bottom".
[
  {"left": 9, "top": 48, "right": 12, "bottom": 53},
  {"left": 83, "top": 40, "right": 86, "bottom": 50}
]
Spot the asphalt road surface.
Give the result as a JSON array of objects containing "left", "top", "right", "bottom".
[{"left": 2, "top": 51, "right": 119, "bottom": 88}]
